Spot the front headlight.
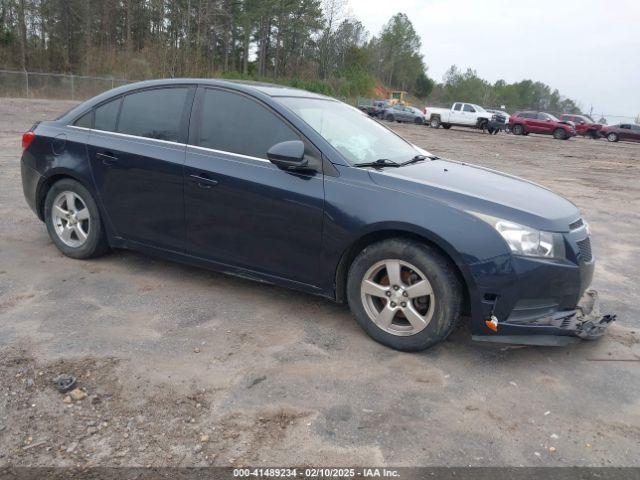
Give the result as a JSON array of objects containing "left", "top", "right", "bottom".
[{"left": 471, "top": 213, "right": 565, "bottom": 259}]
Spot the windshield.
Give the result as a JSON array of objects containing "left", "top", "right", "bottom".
[
  {"left": 545, "top": 113, "right": 560, "bottom": 122},
  {"left": 473, "top": 104, "right": 486, "bottom": 112},
  {"left": 277, "top": 97, "right": 419, "bottom": 165}
]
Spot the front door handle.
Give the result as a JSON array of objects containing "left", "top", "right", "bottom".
[
  {"left": 189, "top": 174, "right": 219, "bottom": 189},
  {"left": 96, "top": 151, "right": 118, "bottom": 166}
]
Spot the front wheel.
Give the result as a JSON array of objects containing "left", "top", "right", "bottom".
[
  {"left": 553, "top": 128, "right": 568, "bottom": 140},
  {"left": 385, "top": 114, "right": 395, "bottom": 122},
  {"left": 346, "top": 239, "right": 462, "bottom": 352},
  {"left": 607, "top": 132, "right": 619, "bottom": 142},
  {"left": 414, "top": 117, "right": 424, "bottom": 125},
  {"left": 44, "top": 178, "right": 109, "bottom": 259}
]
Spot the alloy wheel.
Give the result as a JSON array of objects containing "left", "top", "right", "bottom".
[
  {"left": 360, "top": 259, "right": 435, "bottom": 336},
  {"left": 51, "top": 191, "right": 91, "bottom": 248}
]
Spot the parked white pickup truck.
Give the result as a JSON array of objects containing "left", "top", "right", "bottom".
[{"left": 423, "top": 102, "right": 494, "bottom": 130}]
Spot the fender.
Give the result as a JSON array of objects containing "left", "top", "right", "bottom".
[{"left": 331, "top": 221, "right": 483, "bottom": 326}]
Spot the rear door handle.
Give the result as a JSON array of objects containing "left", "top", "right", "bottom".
[
  {"left": 96, "top": 151, "right": 118, "bottom": 166},
  {"left": 189, "top": 174, "right": 219, "bottom": 189}
]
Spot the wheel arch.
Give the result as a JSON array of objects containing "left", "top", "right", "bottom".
[
  {"left": 35, "top": 169, "right": 93, "bottom": 221},
  {"left": 333, "top": 227, "right": 473, "bottom": 318}
]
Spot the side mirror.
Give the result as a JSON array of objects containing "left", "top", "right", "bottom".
[{"left": 267, "top": 140, "right": 307, "bottom": 170}]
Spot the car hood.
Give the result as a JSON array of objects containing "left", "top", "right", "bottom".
[{"left": 368, "top": 158, "right": 580, "bottom": 232}]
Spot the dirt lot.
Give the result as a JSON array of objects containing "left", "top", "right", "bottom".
[{"left": 1, "top": 98, "right": 639, "bottom": 467}]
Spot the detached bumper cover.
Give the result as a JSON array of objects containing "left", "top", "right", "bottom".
[
  {"left": 472, "top": 290, "right": 616, "bottom": 346},
  {"left": 573, "top": 290, "right": 616, "bottom": 339}
]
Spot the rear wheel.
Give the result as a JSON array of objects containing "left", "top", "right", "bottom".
[
  {"left": 347, "top": 239, "right": 462, "bottom": 352},
  {"left": 44, "top": 178, "right": 109, "bottom": 259},
  {"left": 553, "top": 128, "right": 568, "bottom": 140},
  {"left": 429, "top": 117, "right": 441, "bottom": 128},
  {"left": 442, "top": 124, "right": 451, "bottom": 129},
  {"left": 512, "top": 123, "right": 524, "bottom": 135},
  {"left": 607, "top": 132, "right": 619, "bottom": 142}
]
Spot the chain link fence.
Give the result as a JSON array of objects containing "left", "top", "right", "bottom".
[{"left": 0, "top": 70, "right": 136, "bottom": 101}]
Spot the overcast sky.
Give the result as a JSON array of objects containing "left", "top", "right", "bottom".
[{"left": 348, "top": 0, "right": 640, "bottom": 120}]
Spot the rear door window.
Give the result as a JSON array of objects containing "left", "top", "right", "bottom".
[
  {"left": 94, "top": 98, "right": 121, "bottom": 132},
  {"left": 463, "top": 104, "right": 476, "bottom": 113},
  {"left": 195, "top": 89, "right": 298, "bottom": 159},
  {"left": 117, "top": 87, "right": 190, "bottom": 142},
  {"left": 453, "top": 103, "right": 462, "bottom": 111}
]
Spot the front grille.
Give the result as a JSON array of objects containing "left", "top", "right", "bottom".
[
  {"left": 569, "top": 218, "right": 584, "bottom": 230},
  {"left": 577, "top": 237, "right": 593, "bottom": 262}
]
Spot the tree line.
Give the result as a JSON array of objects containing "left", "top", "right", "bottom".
[
  {"left": 0, "top": 0, "right": 581, "bottom": 113},
  {"left": 0, "top": 0, "right": 430, "bottom": 98},
  {"left": 429, "top": 66, "right": 580, "bottom": 113}
]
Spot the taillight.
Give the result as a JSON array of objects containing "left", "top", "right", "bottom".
[{"left": 22, "top": 131, "right": 35, "bottom": 151}]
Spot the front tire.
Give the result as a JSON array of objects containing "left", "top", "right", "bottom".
[
  {"left": 553, "top": 128, "right": 568, "bottom": 140},
  {"left": 607, "top": 132, "right": 619, "bottom": 142},
  {"left": 44, "top": 178, "right": 109, "bottom": 259},
  {"left": 385, "top": 114, "right": 395, "bottom": 122},
  {"left": 346, "top": 239, "right": 462, "bottom": 352}
]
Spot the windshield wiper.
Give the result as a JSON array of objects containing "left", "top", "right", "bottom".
[
  {"left": 399, "top": 154, "right": 438, "bottom": 166},
  {"left": 353, "top": 158, "right": 401, "bottom": 168}
]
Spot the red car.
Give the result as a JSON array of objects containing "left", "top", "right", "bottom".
[
  {"left": 509, "top": 111, "right": 577, "bottom": 140},
  {"left": 599, "top": 123, "right": 640, "bottom": 143},
  {"left": 560, "top": 114, "right": 603, "bottom": 139}
]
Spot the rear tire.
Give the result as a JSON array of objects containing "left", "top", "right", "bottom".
[
  {"left": 553, "top": 128, "right": 568, "bottom": 140},
  {"left": 429, "top": 117, "right": 441, "bottom": 128},
  {"left": 346, "top": 238, "right": 463, "bottom": 352},
  {"left": 44, "top": 178, "right": 109, "bottom": 259},
  {"left": 607, "top": 132, "right": 619, "bottom": 142},
  {"left": 512, "top": 124, "right": 524, "bottom": 135},
  {"left": 442, "top": 124, "right": 451, "bottom": 129}
]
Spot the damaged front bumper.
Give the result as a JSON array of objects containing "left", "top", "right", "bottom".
[
  {"left": 572, "top": 290, "right": 616, "bottom": 339},
  {"left": 472, "top": 290, "right": 616, "bottom": 346}
]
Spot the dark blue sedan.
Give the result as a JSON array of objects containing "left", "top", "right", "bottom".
[{"left": 20, "top": 79, "right": 613, "bottom": 351}]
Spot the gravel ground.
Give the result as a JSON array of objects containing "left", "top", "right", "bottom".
[{"left": 0, "top": 98, "right": 639, "bottom": 467}]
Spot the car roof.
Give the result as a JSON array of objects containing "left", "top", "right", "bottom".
[
  {"left": 121, "top": 78, "right": 332, "bottom": 99},
  {"left": 57, "top": 78, "right": 335, "bottom": 123}
]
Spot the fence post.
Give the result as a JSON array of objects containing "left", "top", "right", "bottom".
[
  {"left": 24, "top": 70, "right": 29, "bottom": 98},
  {"left": 111, "top": 76, "right": 114, "bottom": 89},
  {"left": 70, "top": 74, "right": 75, "bottom": 100}
]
